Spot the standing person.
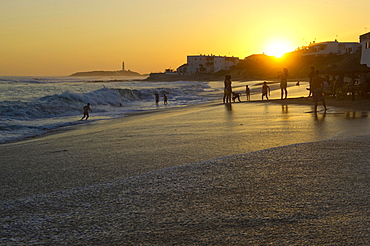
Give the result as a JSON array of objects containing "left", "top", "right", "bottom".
[
  {"left": 311, "top": 70, "right": 327, "bottom": 113},
  {"left": 261, "top": 81, "right": 270, "bottom": 100},
  {"left": 245, "top": 85, "right": 250, "bottom": 101},
  {"left": 163, "top": 93, "right": 168, "bottom": 105},
  {"left": 81, "top": 103, "right": 92, "bottom": 120},
  {"left": 308, "top": 66, "right": 315, "bottom": 97},
  {"left": 155, "top": 93, "right": 159, "bottom": 104},
  {"left": 280, "top": 68, "right": 288, "bottom": 99},
  {"left": 223, "top": 75, "right": 232, "bottom": 103}
]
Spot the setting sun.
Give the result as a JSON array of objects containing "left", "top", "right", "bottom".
[{"left": 264, "top": 40, "right": 293, "bottom": 58}]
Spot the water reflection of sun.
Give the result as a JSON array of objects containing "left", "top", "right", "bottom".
[{"left": 264, "top": 39, "right": 293, "bottom": 58}]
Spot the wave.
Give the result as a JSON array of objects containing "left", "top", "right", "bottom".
[
  {"left": 0, "top": 80, "right": 212, "bottom": 143},
  {"left": 0, "top": 84, "right": 210, "bottom": 120}
]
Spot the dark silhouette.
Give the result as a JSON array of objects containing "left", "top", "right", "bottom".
[
  {"left": 262, "top": 82, "right": 270, "bottom": 100},
  {"left": 245, "top": 85, "right": 250, "bottom": 100},
  {"left": 81, "top": 103, "right": 92, "bottom": 120},
  {"left": 232, "top": 92, "right": 242, "bottom": 102},
  {"left": 308, "top": 66, "right": 315, "bottom": 97},
  {"left": 311, "top": 70, "right": 327, "bottom": 113},
  {"left": 155, "top": 93, "right": 159, "bottom": 104},
  {"left": 280, "top": 68, "right": 288, "bottom": 99},
  {"left": 163, "top": 93, "right": 168, "bottom": 105},
  {"left": 223, "top": 75, "right": 232, "bottom": 103}
]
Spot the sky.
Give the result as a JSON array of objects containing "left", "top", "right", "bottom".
[{"left": 0, "top": 0, "right": 369, "bottom": 76}]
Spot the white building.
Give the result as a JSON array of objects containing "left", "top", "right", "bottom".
[
  {"left": 186, "top": 55, "right": 239, "bottom": 74},
  {"left": 303, "top": 40, "right": 360, "bottom": 56},
  {"left": 360, "top": 32, "right": 370, "bottom": 67}
]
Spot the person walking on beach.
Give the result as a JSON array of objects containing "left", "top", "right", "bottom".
[
  {"left": 262, "top": 81, "right": 270, "bottom": 100},
  {"left": 245, "top": 85, "right": 250, "bottom": 101},
  {"left": 223, "top": 75, "right": 232, "bottom": 103},
  {"left": 311, "top": 70, "right": 327, "bottom": 113},
  {"left": 308, "top": 66, "right": 315, "bottom": 97},
  {"left": 163, "top": 93, "right": 168, "bottom": 105},
  {"left": 280, "top": 68, "right": 288, "bottom": 99},
  {"left": 81, "top": 103, "right": 92, "bottom": 120}
]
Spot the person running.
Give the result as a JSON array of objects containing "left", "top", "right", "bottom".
[
  {"left": 81, "top": 103, "right": 92, "bottom": 120},
  {"left": 262, "top": 82, "right": 270, "bottom": 100},
  {"left": 245, "top": 85, "right": 250, "bottom": 101}
]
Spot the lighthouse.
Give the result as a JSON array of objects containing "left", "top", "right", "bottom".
[{"left": 122, "top": 61, "right": 125, "bottom": 71}]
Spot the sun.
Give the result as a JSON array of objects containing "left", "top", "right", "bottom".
[{"left": 264, "top": 40, "right": 293, "bottom": 58}]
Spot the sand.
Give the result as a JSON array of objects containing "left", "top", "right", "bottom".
[{"left": 1, "top": 96, "right": 370, "bottom": 245}]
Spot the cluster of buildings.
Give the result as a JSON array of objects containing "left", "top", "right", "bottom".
[
  {"left": 176, "top": 55, "right": 240, "bottom": 75},
  {"left": 165, "top": 31, "right": 370, "bottom": 76},
  {"left": 301, "top": 40, "right": 360, "bottom": 56}
]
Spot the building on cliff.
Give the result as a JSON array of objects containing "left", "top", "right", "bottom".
[
  {"left": 181, "top": 55, "right": 239, "bottom": 74},
  {"left": 302, "top": 40, "right": 360, "bottom": 56},
  {"left": 360, "top": 32, "right": 370, "bottom": 67}
]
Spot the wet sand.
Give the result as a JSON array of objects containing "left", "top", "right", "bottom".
[{"left": 1, "top": 96, "right": 370, "bottom": 244}]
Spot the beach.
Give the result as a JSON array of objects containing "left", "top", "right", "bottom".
[{"left": 1, "top": 96, "right": 370, "bottom": 245}]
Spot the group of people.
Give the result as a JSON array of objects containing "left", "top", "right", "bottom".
[
  {"left": 224, "top": 68, "right": 290, "bottom": 103},
  {"left": 262, "top": 67, "right": 289, "bottom": 100},
  {"left": 83, "top": 67, "right": 331, "bottom": 120},
  {"left": 223, "top": 75, "right": 251, "bottom": 103},
  {"left": 155, "top": 93, "right": 168, "bottom": 105},
  {"left": 80, "top": 92, "right": 169, "bottom": 121}
]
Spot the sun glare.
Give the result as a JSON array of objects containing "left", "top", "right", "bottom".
[{"left": 264, "top": 40, "right": 292, "bottom": 58}]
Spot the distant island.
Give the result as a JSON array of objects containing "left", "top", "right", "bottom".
[{"left": 70, "top": 70, "right": 141, "bottom": 77}]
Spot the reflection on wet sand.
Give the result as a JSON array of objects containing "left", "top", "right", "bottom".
[{"left": 345, "top": 111, "right": 368, "bottom": 119}]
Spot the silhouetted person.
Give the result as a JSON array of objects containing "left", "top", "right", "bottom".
[
  {"left": 262, "top": 82, "right": 270, "bottom": 100},
  {"left": 280, "top": 68, "right": 288, "bottom": 99},
  {"left": 245, "top": 85, "right": 250, "bottom": 100},
  {"left": 232, "top": 92, "right": 241, "bottom": 102},
  {"left": 223, "top": 75, "right": 232, "bottom": 103},
  {"left": 155, "top": 93, "right": 159, "bottom": 104},
  {"left": 308, "top": 66, "right": 315, "bottom": 97},
  {"left": 163, "top": 93, "right": 168, "bottom": 105},
  {"left": 81, "top": 103, "right": 92, "bottom": 120},
  {"left": 311, "top": 70, "right": 327, "bottom": 113}
]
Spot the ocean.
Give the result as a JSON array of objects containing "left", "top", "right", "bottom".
[{"left": 0, "top": 75, "right": 310, "bottom": 144}]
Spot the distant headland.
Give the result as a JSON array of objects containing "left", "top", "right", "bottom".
[
  {"left": 70, "top": 61, "right": 141, "bottom": 77},
  {"left": 70, "top": 70, "right": 141, "bottom": 77}
]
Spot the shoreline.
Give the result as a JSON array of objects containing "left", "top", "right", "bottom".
[{"left": 3, "top": 94, "right": 369, "bottom": 146}]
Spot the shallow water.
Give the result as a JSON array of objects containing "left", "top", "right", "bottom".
[{"left": 217, "top": 101, "right": 370, "bottom": 155}]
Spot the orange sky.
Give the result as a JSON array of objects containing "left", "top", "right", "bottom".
[{"left": 0, "top": 0, "right": 369, "bottom": 76}]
